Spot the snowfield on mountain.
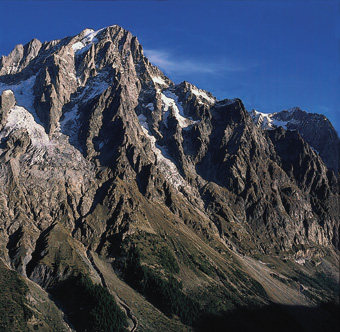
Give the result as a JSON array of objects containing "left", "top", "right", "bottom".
[{"left": 0, "top": 25, "right": 339, "bottom": 332}]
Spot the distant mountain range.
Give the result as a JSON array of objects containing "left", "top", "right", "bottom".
[{"left": 0, "top": 25, "right": 339, "bottom": 332}]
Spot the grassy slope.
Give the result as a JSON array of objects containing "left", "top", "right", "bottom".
[
  {"left": 0, "top": 260, "right": 32, "bottom": 332},
  {"left": 91, "top": 252, "right": 191, "bottom": 332},
  {"left": 110, "top": 190, "right": 340, "bottom": 331},
  {"left": 0, "top": 260, "right": 71, "bottom": 332}
]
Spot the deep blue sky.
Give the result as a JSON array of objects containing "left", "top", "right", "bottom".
[{"left": 0, "top": 1, "right": 339, "bottom": 134}]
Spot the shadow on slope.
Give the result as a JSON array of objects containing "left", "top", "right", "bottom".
[{"left": 197, "top": 302, "right": 340, "bottom": 332}]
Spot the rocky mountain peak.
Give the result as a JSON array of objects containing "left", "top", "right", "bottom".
[
  {"left": 250, "top": 107, "right": 340, "bottom": 175},
  {"left": 0, "top": 25, "right": 339, "bottom": 332},
  {"left": 0, "top": 38, "right": 42, "bottom": 76}
]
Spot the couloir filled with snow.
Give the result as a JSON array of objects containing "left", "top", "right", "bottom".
[
  {"left": 137, "top": 113, "right": 188, "bottom": 191},
  {"left": 161, "top": 90, "right": 197, "bottom": 128}
]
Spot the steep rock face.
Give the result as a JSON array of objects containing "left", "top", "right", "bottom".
[
  {"left": 0, "top": 90, "right": 16, "bottom": 130},
  {"left": 0, "top": 25, "right": 339, "bottom": 331},
  {"left": 267, "top": 128, "right": 340, "bottom": 249},
  {"left": 0, "top": 38, "right": 42, "bottom": 76},
  {"left": 33, "top": 45, "right": 77, "bottom": 135},
  {"left": 250, "top": 108, "right": 340, "bottom": 175},
  {"left": 0, "top": 25, "right": 338, "bottom": 261}
]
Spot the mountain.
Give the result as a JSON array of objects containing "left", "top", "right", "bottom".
[
  {"left": 250, "top": 108, "right": 340, "bottom": 175},
  {"left": 0, "top": 25, "right": 339, "bottom": 332}
]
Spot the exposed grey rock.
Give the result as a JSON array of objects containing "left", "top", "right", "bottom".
[
  {"left": 0, "top": 89, "right": 15, "bottom": 111},
  {"left": 0, "top": 24, "right": 337, "bottom": 260},
  {"left": 0, "top": 38, "right": 42, "bottom": 76},
  {"left": 0, "top": 26, "right": 338, "bottom": 330},
  {"left": 0, "top": 89, "right": 15, "bottom": 130},
  {"left": 250, "top": 107, "right": 340, "bottom": 176}
]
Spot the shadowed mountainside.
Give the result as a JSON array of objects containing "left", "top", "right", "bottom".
[{"left": 0, "top": 25, "right": 339, "bottom": 331}]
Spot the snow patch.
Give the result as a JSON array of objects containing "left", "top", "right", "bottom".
[
  {"left": 271, "top": 118, "right": 288, "bottom": 129},
  {"left": 72, "top": 42, "right": 87, "bottom": 53},
  {"left": 72, "top": 28, "right": 103, "bottom": 55},
  {"left": 78, "top": 78, "right": 109, "bottom": 101},
  {"left": 152, "top": 76, "right": 168, "bottom": 86},
  {"left": 2, "top": 106, "right": 49, "bottom": 146},
  {"left": 250, "top": 109, "right": 307, "bottom": 132},
  {"left": 161, "top": 90, "right": 198, "bottom": 128},
  {"left": 59, "top": 104, "right": 81, "bottom": 146},
  {"left": 250, "top": 109, "right": 288, "bottom": 130},
  {"left": 0, "top": 75, "right": 40, "bottom": 119},
  {"left": 191, "top": 86, "right": 215, "bottom": 104},
  {"left": 137, "top": 113, "right": 187, "bottom": 190},
  {"left": 57, "top": 73, "right": 110, "bottom": 146}
]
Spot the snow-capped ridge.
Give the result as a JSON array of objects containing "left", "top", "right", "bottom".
[
  {"left": 190, "top": 85, "right": 215, "bottom": 104},
  {"left": 250, "top": 109, "right": 289, "bottom": 130},
  {"left": 249, "top": 107, "right": 318, "bottom": 131},
  {"left": 72, "top": 28, "right": 100, "bottom": 54},
  {"left": 72, "top": 25, "right": 119, "bottom": 55}
]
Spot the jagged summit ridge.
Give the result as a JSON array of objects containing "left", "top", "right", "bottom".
[
  {"left": 0, "top": 25, "right": 339, "bottom": 332},
  {"left": 0, "top": 25, "right": 338, "bottom": 255},
  {"left": 250, "top": 107, "right": 340, "bottom": 174}
]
